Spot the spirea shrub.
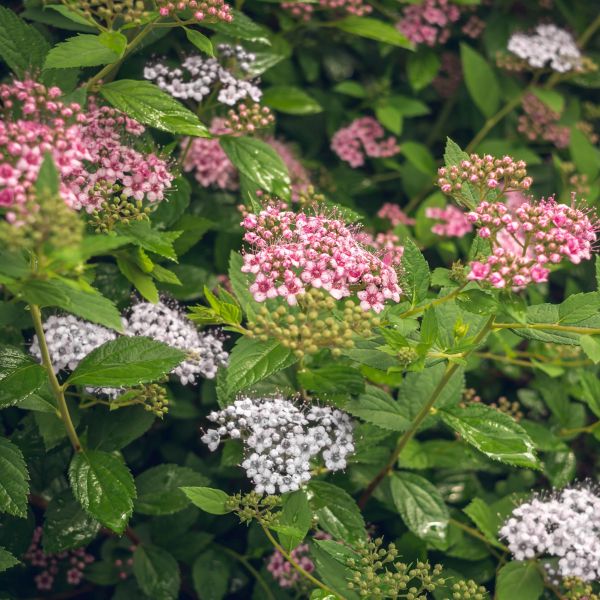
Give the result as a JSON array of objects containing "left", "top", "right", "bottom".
[{"left": 0, "top": 1, "right": 600, "bottom": 599}]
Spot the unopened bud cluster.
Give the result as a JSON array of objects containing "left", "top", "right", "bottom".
[
  {"left": 201, "top": 395, "right": 354, "bottom": 494},
  {"left": 89, "top": 187, "right": 152, "bottom": 233},
  {"left": 58, "top": 0, "right": 152, "bottom": 27},
  {"left": 437, "top": 154, "right": 532, "bottom": 203},
  {"left": 113, "top": 382, "right": 170, "bottom": 417},
  {"left": 156, "top": 0, "right": 233, "bottom": 23},
  {"left": 222, "top": 103, "right": 274, "bottom": 135},
  {"left": 224, "top": 491, "right": 280, "bottom": 525},
  {"left": 248, "top": 289, "right": 380, "bottom": 358},
  {"left": 562, "top": 576, "right": 600, "bottom": 600}
]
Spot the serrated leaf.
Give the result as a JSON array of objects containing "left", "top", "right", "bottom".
[
  {"left": 45, "top": 5, "right": 94, "bottom": 27},
  {"left": 87, "top": 406, "right": 156, "bottom": 451},
  {"left": 462, "top": 498, "right": 506, "bottom": 549},
  {"left": 192, "top": 549, "right": 230, "bottom": 600},
  {"left": 220, "top": 136, "right": 291, "bottom": 201},
  {"left": 135, "top": 465, "right": 209, "bottom": 515},
  {"left": 67, "top": 337, "right": 185, "bottom": 387},
  {"left": 439, "top": 404, "right": 541, "bottom": 469},
  {"left": 69, "top": 450, "right": 136, "bottom": 534},
  {"left": 279, "top": 490, "right": 312, "bottom": 553},
  {"left": 390, "top": 472, "right": 449, "bottom": 543},
  {"left": 100, "top": 80, "right": 210, "bottom": 137},
  {"left": 401, "top": 238, "right": 430, "bottom": 305},
  {"left": 297, "top": 365, "right": 364, "bottom": 395},
  {"left": 0, "top": 7, "right": 50, "bottom": 77},
  {"left": 0, "top": 346, "right": 46, "bottom": 409},
  {"left": 0, "top": 437, "right": 29, "bottom": 518},
  {"left": 0, "top": 547, "right": 18, "bottom": 572},
  {"left": 45, "top": 34, "right": 121, "bottom": 69},
  {"left": 345, "top": 386, "right": 410, "bottom": 431},
  {"left": 496, "top": 561, "right": 543, "bottom": 600},
  {"left": 308, "top": 481, "right": 365, "bottom": 543},
  {"left": 116, "top": 221, "right": 181, "bottom": 262},
  {"left": 180, "top": 487, "right": 232, "bottom": 515},
  {"left": 226, "top": 337, "right": 297, "bottom": 396},
  {"left": 133, "top": 545, "right": 181, "bottom": 600},
  {"left": 43, "top": 490, "right": 101, "bottom": 553}
]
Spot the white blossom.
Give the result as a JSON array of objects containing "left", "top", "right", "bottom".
[
  {"left": 500, "top": 485, "right": 600, "bottom": 581},
  {"left": 144, "top": 44, "right": 261, "bottom": 106},
  {"left": 30, "top": 314, "right": 117, "bottom": 373},
  {"left": 201, "top": 396, "right": 355, "bottom": 494},
  {"left": 124, "top": 301, "right": 228, "bottom": 385},
  {"left": 507, "top": 24, "right": 582, "bottom": 73}
]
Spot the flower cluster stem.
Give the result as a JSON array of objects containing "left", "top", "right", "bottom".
[
  {"left": 359, "top": 315, "right": 495, "bottom": 508},
  {"left": 30, "top": 304, "right": 82, "bottom": 453}
]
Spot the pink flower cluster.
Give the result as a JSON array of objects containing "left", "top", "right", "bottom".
[
  {"left": 432, "top": 52, "right": 463, "bottom": 98},
  {"left": 331, "top": 117, "right": 398, "bottom": 168},
  {"left": 282, "top": 0, "right": 371, "bottom": 21},
  {"left": 241, "top": 204, "right": 402, "bottom": 312},
  {"left": 467, "top": 196, "right": 598, "bottom": 289},
  {"left": 24, "top": 526, "right": 95, "bottom": 591},
  {"left": 267, "top": 532, "right": 331, "bottom": 589},
  {"left": 397, "top": 0, "right": 461, "bottom": 47},
  {"left": 437, "top": 154, "right": 533, "bottom": 201},
  {"left": 426, "top": 205, "right": 473, "bottom": 237},
  {"left": 156, "top": 0, "right": 232, "bottom": 23},
  {"left": 0, "top": 79, "right": 173, "bottom": 221},
  {"left": 518, "top": 93, "right": 571, "bottom": 149},
  {"left": 356, "top": 230, "right": 405, "bottom": 267},
  {"left": 377, "top": 203, "right": 415, "bottom": 226}
]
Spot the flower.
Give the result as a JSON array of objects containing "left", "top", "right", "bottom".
[
  {"left": 155, "top": 0, "right": 232, "bottom": 23},
  {"left": 282, "top": 0, "right": 371, "bottom": 21},
  {"left": 331, "top": 117, "right": 399, "bottom": 168},
  {"left": 518, "top": 93, "right": 571, "bottom": 148},
  {"left": 377, "top": 203, "right": 416, "bottom": 226},
  {"left": 500, "top": 485, "right": 600, "bottom": 581},
  {"left": 397, "top": 0, "right": 461, "bottom": 47},
  {"left": 507, "top": 24, "right": 582, "bottom": 73},
  {"left": 241, "top": 204, "right": 402, "bottom": 312},
  {"left": 426, "top": 205, "right": 473, "bottom": 237},
  {"left": 465, "top": 196, "right": 598, "bottom": 289},
  {"left": 201, "top": 396, "right": 355, "bottom": 494},
  {"left": 124, "top": 300, "right": 229, "bottom": 384}
]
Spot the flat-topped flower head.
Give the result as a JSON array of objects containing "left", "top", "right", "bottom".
[
  {"left": 201, "top": 395, "right": 354, "bottom": 494},
  {"left": 156, "top": 0, "right": 233, "bottom": 23},
  {"left": 500, "top": 484, "right": 600, "bottom": 581},
  {"left": 426, "top": 205, "right": 473, "bottom": 237},
  {"left": 377, "top": 203, "right": 416, "bottom": 227},
  {"left": 282, "top": 0, "right": 371, "bottom": 21},
  {"left": 466, "top": 195, "right": 598, "bottom": 289},
  {"left": 507, "top": 24, "right": 582, "bottom": 73},
  {"left": 518, "top": 93, "right": 570, "bottom": 148},
  {"left": 397, "top": 0, "right": 461, "bottom": 47},
  {"left": 331, "top": 117, "right": 399, "bottom": 168},
  {"left": 241, "top": 204, "right": 402, "bottom": 312},
  {"left": 124, "top": 300, "right": 228, "bottom": 384}
]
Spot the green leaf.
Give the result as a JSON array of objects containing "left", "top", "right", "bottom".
[
  {"left": 439, "top": 404, "right": 541, "bottom": 469},
  {"left": 35, "top": 153, "right": 60, "bottom": 197},
  {"left": 460, "top": 43, "right": 500, "bottom": 118},
  {"left": 279, "top": 490, "right": 312, "bottom": 552},
  {"left": 116, "top": 221, "right": 181, "bottom": 262},
  {"left": 310, "top": 540, "right": 360, "bottom": 600},
  {"left": 570, "top": 127, "right": 600, "bottom": 179},
  {"left": 333, "top": 81, "right": 367, "bottom": 98},
  {"left": 462, "top": 498, "right": 505, "bottom": 548},
  {"left": 580, "top": 334, "right": 600, "bottom": 363},
  {"left": 133, "top": 545, "right": 181, "bottom": 600},
  {"left": 402, "top": 142, "right": 436, "bottom": 175},
  {"left": 401, "top": 238, "right": 430, "bottom": 305},
  {"left": 375, "top": 102, "right": 403, "bottom": 135},
  {"left": 0, "top": 437, "right": 29, "bottom": 518},
  {"left": 180, "top": 487, "right": 232, "bottom": 515},
  {"left": 116, "top": 255, "right": 158, "bottom": 303},
  {"left": 531, "top": 88, "right": 564, "bottom": 113},
  {"left": 203, "top": 9, "right": 271, "bottom": 44},
  {"left": 456, "top": 289, "right": 499, "bottom": 316},
  {"left": 20, "top": 279, "right": 123, "bottom": 332},
  {"left": 43, "top": 490, "right": 101, "bottom": 553},
  {"left": 0, "top": 7, "right": 50, "bottom": 77},
  {"left": 444, "top": 137, "right": 470, "bottom": 167},
  {"left": 220, "top": 136, "right": 291, "bottom": 201},
  {"left": 407, "top": 48, "right": 440, "bottom": 91},
  {"left": 69, "top": 450, "right": 136, "bottom": 534},
  {"left": 297, "top": 365, "right": 364, "bottom": 395},
  {"left": 100, "top": 80, "right": 210, "bottom": 137},
  {"left": 308, "top": 481, "right": 365, "bottom": 543},
  {"left": 152, "top": 176, "right": 191, "bottom": 229},
  {"left": 345, "top": 386, "right": 410, "bottom": 431},
  {"left": 226, "top": 337, "right": 297, "bottom": 396},
  {"left": 67, "top": 337, "right": 186, "bottom": 387},
  {"left": 87, "top": 405, "right": 156, "bottom": 451},
  {"left": 45, "top": 5, "right": 95, "bottom": 27},
  {"left": 333, "top": 17, "right": 413, "bottom": 48},
  {"left": 0, "top": 346, "right": 46, "bottom": 409},
  {"left": 390, "top": 472, "right": 449, "bottom": 543},
  {"left": 496, "top": 561, "right": 544, "bottom": 600},
  {"left": 98, "top": 31, "right": 127, "bottom": 56},
  {"left": 184, "top": 28, "right": 214, "bottom": 56},
  {"left": 262, "top": 85, "right": 322, "bottom": 115},
  {"left": 192, "top": 549, "right": 230, "bottom": 600},
  {"left": 135, "top": 465, "right": 209, "bottom": 516},
  {"left": 0, "top": 546, "right": 18, "bottom": 572},
  {"left": 44, "top": 34, "right": 121, "bottom": 69}
]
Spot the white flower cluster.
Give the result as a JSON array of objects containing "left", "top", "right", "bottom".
[
  {"left": 30, "top": 302, "right": 228, "bottom": 386},
  {"left": 30, "top": 315, "right": 117, "bottom": 372},
  {"left": 124, "top": 301, "right": 229, "bottom": 384},
  {"left": 201, "top": 396, "right": 355, "bottom": 495},
  {"left": 500, "top": 486, "right": 600, "bottom": 581},
  {"left": 143, "top": 44, "right": 261, "bottom": 106},
  {"left": 507, "top": 24, "right": 582, "bottom": 73}
]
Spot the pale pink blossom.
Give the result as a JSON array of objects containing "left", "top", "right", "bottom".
[{"left": 426, "top": 205, "right": 473, "bottom": 237}]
